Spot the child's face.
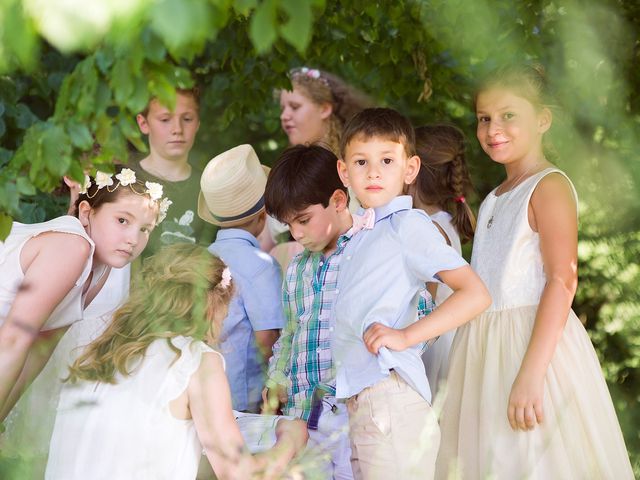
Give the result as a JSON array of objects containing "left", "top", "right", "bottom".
[
  {"left": 136, "top": 92, "right": 200, "bottom": 161},
  {"left": 282, "top": 190, "right": 348, "bottom": 255},
  {"left": 475, "top": 88, "right": 550, "bottom": 166},
  {"left": 338, "top": 136, "right": 420, "bottom": 209},
  {"left": 79, "top": 192, "right": 157, "bottom": 269},
  {"left": 280, "top": 87, "right": 332, "bottom": 146}
]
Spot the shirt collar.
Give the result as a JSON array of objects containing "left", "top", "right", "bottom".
[
  {"left": 371, "top": 195, "right": 413, "bottom": 223},
  {"left": 215, "top": 228, "right": 260, "bottom": 248}
]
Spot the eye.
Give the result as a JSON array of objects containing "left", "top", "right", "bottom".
[
  {"left": 298, "top": 218, "right": 309, "bottom": 225},
  {"left": 503, "top": 112, "right": 515, "bottom": 120},
  {"left": 183, "top": 116, "right": 193, "bottom": 122},
  {"left": 477, "top": 115, "right": 490, "bottom": 123},
  {"left": 356, "top": 159, "right": 366, "bottom": 166},
  {"left": 382, "top": 157, "right": 393, "bottom": 165},
  {"left": 118, "top": 217, "right": 127, "bottom": 225},
  {"left": 140, "top": 226, "right": 151, "bottom": 234}
]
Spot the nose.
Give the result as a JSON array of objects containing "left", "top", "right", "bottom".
[
  {"left": 487, "top": 119, "right": 501, "bottom": 137},
  {"left": 289, "top": 224, "right": 302, "bottom": 241},
  {"left": 280, "top": 107, "right": 290, "bottom": 121},
  {"left": 126, "top": 228, "right": 139, "bottom": 247},
  {"left": 367, "top": 164, "right": 380, "bottom": 179},
  {"left": 171, "top": 117, "right": 183, "bottom": 134}
]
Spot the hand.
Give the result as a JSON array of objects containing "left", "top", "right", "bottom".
[
  {"left": 64, "top": 176, "right": 82, "bottom": 215},
  {"left": 261, "top": 385, "right": 287, "bottom": 414},
  {"left": 254, "top": 419, "right": 308, "bottom": 480},
  {"left": 363, "top": 322, "right": 410, "bottom": 354},
  {"left": 507, "top": 371, "right": 545, "bottom": 431}
]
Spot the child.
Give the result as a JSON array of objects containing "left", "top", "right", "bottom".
[
  {"left": 198, "top": 144, "right": 284, "bottom": 413},
  {"left": 134, "top": 87, "right": 216, "bottom": 257},
  {"left": 45, "top": 244, "right": 308, "bottom": 479},
  {"left": 0, "top": 167, "right": 168, "bottom": 422},
  {"left": 334, "top": 107, "right": 491, "bottom": 480},
  {"left": 279, "top": 67, "right": 372, "bottom": 155},
  {"left": 409, "top": 124, "right": 477, "bottom": 400},
  {"left": 263, "top": 144, "right": 358, "bottom": 479},
  {"left": 436, "top": 65, "right": 634, "bottom": 479}
]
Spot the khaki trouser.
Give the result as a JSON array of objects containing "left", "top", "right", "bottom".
[{"left": 346, "top": 371, "right": 440, "bottom": 480}]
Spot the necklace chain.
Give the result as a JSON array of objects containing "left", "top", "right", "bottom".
[{"left": 487, "top": 163, "right": 543, "bottom": 229}]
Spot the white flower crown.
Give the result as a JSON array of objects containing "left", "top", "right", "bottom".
[
  {"left": 79, "top": 168, "right": 173, "bottom": 223},
  {"left": 220, "top": 267, "right": 232, "bottom": 289}
]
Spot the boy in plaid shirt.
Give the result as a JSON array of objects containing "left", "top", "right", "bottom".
[{"left": 263, "top": 144, "right": 356, "bottom": 479}]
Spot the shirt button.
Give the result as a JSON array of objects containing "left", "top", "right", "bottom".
[
  {"left": 319, "top": 261, "right": 324, "bottom": 266},
  {"left": 336, "top": 360, "right": 342, "bottom": 366},
  {"left": 346, "top": 256, "right": 351, "bottom": 260},
  {"left": 335, "top": 289, "right": 339, "bottom": 294},
  {"left": 329, "top": 327, "right": 334, "bottom": 332}
]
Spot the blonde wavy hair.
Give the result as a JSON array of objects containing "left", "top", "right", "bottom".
[{"left": 67, "top": 244, "right": 234, "bottom": 384}]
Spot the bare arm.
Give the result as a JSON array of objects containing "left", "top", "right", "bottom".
[
  {"left": 254, "top": 329, "right": 280, "bottom": 363},
  {"left": 189, "top": 352, "right": 252, "bottom": 480},
  {"left": 508, "top": 173, "right": 578, "bottom": 431},
  {"left": 0, "top": 233, "right": 90, "bottom": 418},
  {"left": 364, "top": 265, "right": 491, "bottom": 353}
]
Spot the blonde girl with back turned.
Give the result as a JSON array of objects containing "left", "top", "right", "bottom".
[
  {"left": 436, "top": 64, "right": 633, "bottom": 479},
  {"left": 0, "top": 167, "right": 167, "bottom": 422},
  {"left": 46, "top": 243, "right": 306, "bottom": 480},
  {"left": 409, "top": 124, "right": 476, "bottom": 400}
]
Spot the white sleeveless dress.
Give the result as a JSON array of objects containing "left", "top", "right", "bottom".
[
  {"left": 437, "top": 169, "right": 633, "bottom": 479},
  {"left": 422, "top": 210, "right": 462, "bottom": 401},
  {"left": 0, "top": 216, "right": 94, "bottom": 330},
  {"left": 46, "top": 336, "right": 223, "bottom": 480}
]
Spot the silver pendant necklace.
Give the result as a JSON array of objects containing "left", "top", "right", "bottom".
[{"left": 487, "top": 164, "right": 542, "bottom": 229}]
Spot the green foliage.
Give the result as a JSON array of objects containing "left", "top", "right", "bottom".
[{"left": 0, "top": 0, "right": 638, "bottom": 473}]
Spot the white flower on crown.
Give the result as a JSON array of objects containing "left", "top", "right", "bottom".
[
  {"left": 145, "top": 181, "right": 164, "bottom": 201},
  {"left": 95, "top": 171, "right": 114, "bottom": 189},
  {"left": 158, "top": 197, "right": 173, "bottom": 223},
  {"left": 79, "top": 175, "right": 91, "bottom": 195},
  {"left": 115, "top": 168, "right": 137, "bottom": 186},
  {"left": 220, "top": 267, "right": 232, "bottom": 289}
]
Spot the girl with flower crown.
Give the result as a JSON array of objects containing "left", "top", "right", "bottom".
[
  {"left": 0, "top": 166, "right": 171, "bottom": 422},
  {"left": 45, "top": 244, "right": 308, "bottom": 480}
]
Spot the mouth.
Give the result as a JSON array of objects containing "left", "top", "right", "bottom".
[
  {"left": 116, "top": 249, "right": 133, "bottom": 257},
  {"left": 488, "top": 140, "right": 508, "bottom": 148},
  {"left": 365, "top": 185, "right": 383, "bottom": 191},
  {"left": 283, "top": 125, "right": 295, "bottom": 133}
]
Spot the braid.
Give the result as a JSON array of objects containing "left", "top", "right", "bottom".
[{"left": 449, "top": 151, "right": 476, "bottom": 242}]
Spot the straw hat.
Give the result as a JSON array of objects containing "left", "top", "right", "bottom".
[{"left": 197, "top": 144, "right": 270, "bottom": 227}]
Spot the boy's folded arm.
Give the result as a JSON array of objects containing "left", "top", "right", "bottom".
[{"left": 402, "top": 265, "right": 491, "bottom": 346}]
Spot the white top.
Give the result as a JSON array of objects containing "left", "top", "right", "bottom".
[
  {"left": 471, "top": 168, "right": 578, "bottom": 312},
  {"left": 429, "top": 210, "right": 462, "bottom": 305},
  {"left": 0, "top": 216, "right": 94, "bottom": 331},
  {"left": 46, "top": 336, "right": 225, "bottom": 480}
]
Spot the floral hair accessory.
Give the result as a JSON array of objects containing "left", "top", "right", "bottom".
[
  {"left": 220, "top": 267, "right": 232, "bottom": 289},
  {"left": 81, "top": 169, "right": 171, "bottom": 223},
  {"left": 453, "top": 196, "right": 466, "bottom": 203},
  {"left": 291, "top": 66, "right": 330, "bottom": 87}
]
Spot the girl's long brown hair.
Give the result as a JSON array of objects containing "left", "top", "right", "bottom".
[
  {"left": 67, "top": 244, "right": 233, "bottom": 384},
  {"left": 411, "top": 124, "right": 476, "bottom": 243}
]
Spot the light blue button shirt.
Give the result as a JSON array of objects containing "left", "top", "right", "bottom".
[
  {"left": 333, "top": 196, "right": 467, "bottom": 403},
  {"left": 208, "top": 229, "right": 285, "bottom": 411}
]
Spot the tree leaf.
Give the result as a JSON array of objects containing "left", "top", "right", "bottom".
[
  {"left": 249, "top": 0, "right": 277, "bottom": 54},
  {"left": 0, "top": 213, "right": 13, "bottom": 241},
  {"left": 279, "top": 0, "right": 313, "bottom": 53},
  {"left": 67, "top": 120, "right": 94, "bottom": 150}
]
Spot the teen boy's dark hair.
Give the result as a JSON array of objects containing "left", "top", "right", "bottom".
[
  {"left": 339, "top": 107, "right": 416, "bottom": 158},
  {"left": 265, "top": 144, "right": 348, "bottom": 223}
]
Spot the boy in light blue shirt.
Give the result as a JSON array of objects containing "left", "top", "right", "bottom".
[
  {"left": 334, "top": 108, "right": 491, "bottom": 479},
  {"left": 198, "top": 144, "right": 284, "bottom": 413}
]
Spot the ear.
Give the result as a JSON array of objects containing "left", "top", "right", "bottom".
[
  {"left": 319, "top": 102, "right": 333, "bottom": 121},
  {"left": 77, "top": 200, "right": 93, "bottom": 227},
  {"left": 136, "top": 113, "right": 150, "bottom": 135},
  {"left": 337, "top": 159, "right": 350, "bottom": 187},
  {"left": 330, "top": 189, "right": 349, "bottom": 212},
  {"left": 404, "top": 155, "right": 421, "bottom": 185},
  {"left": 538, "top": 107, "right": 552, "bottom": 134}
]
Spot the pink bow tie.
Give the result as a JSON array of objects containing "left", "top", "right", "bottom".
[{"left": 351, "top": 208, "right": 375, "bottom": 233}]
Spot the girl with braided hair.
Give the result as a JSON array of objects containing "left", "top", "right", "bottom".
[{"left": 409, "top": 123, "right": 477, "bottom": 400}]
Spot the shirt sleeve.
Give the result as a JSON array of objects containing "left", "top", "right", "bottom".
[
  {"left": 266, "top": 263, "right": 299, "bottom": 388},
  {"left": 243, "top": 258, "right": 286, "bottom": 331},
  {"left": 401, "top": 210, "right": 468, "bottom": 283}
]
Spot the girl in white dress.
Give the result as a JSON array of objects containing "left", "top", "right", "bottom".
[
  {"left": 46, "top": 244, "right": 307, "bottom": 480},
  {"left": 437, "top": 65, "right": 633, "bottom": 478},
  {"left": 410, "top": 124, "right": 477, "bottom": 400},
  {"left": 0, "top": 168, "right": 168, "bottom": 422}
]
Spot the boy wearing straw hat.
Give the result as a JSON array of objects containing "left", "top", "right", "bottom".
[{"left": 198, "top": 144, "right": 285, "bottom": 413}]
